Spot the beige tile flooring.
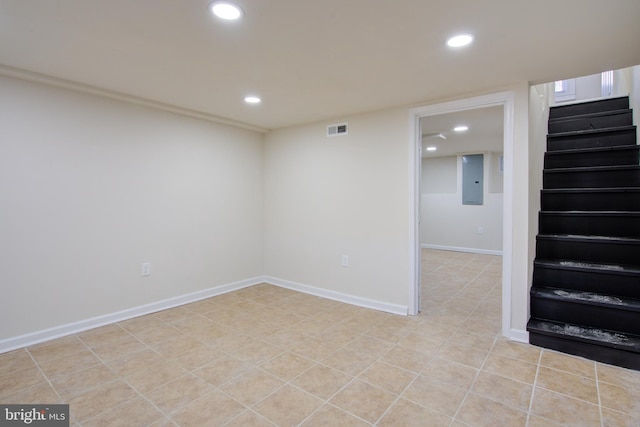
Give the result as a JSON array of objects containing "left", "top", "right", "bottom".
[{"left": 2, "top": 249, "right": 640, "bottom": 426}]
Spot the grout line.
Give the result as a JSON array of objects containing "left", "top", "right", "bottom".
[
  {"left": 525, "top": 347, "right": 544, "bottom": 426},
  {"left": 595, "top": 363, "right": 604, "bottom": 427},
  {"left": 420, "top": 252, "right": 505, "bottom": 427},
  {"left": 16, "top": 251, "right": 624, "bottom": 427},
  {"left": 80, "top": 337, "right": 174, "bottom": 425},
  {"left": 23, "top": 349, "right": 67, "bottom": 415}
]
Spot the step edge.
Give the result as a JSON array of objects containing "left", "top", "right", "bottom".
[
  {"left": 547, "top": 125, "right": 637, "bottom": 138},
  {"left": 544, "top": 145, "right": 640, "bottom": 156},
  {"left": 540, "top": 211, "right": 640, "bottom": 216},
  {"left": 537, "top": 234, "right": 640, "bottom": 244},
  {"left": 541, "top": 187, "right": 640, "bottom": 193},
  {"left": 549, "top": 97, "right": 630, "bottom": 117},
  {"left": 530, "top": 287, "right": 640, "bottom": 311},
  {"left": 548, "top": 109, "right": 632, "bottom": 123},
  {"left": 534, "top": 259, "right": 640, "bottom": 275},
  {"left": 543, "top": 165, "right": 640, "bottom": 174},
  {"left": 527, "top": 319, "right": 640, "bottom": 351}
]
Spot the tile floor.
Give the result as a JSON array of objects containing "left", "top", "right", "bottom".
[{"left": 1, "top": 249, "right": 640, "bottom": 426}]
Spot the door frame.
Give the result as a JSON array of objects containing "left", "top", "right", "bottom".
[{"left": 408, "top": 91, "right": 515, "bottom": 338}]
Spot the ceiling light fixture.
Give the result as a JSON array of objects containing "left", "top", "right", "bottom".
[
  {"left": 453, "top": 125, "right": 469, "bottom": 132},
  {"left": 210, "top": 1, "right": 243, "bottom": 20},
  {"left": 426, "top": 146, "right": 437, "bottom": 152},
  {"left": 447, "top": 34, "right": 474, "bottom": 48},
  {"left": 244, "top": 95, "right": 261, "bottom": 104}
]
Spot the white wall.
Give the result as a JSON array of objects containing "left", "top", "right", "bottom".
[
  {"left": 574, "top": 73, "right": 602, "bottom": 101},
  {"left": 263, "top": 109, "right": 410, "bottom": 311},
  {"left": 420, "top": 154, "right": 503, "bottom": 254},
  {"left": 421, "top": 156, "right": 456, "bottom": 194},
  {"left": 554, "top": 66, "right": 640, "bottom": 106},
  {"left": 529, "top": 83, "right": 551, "bottom": 310},
  {"left": 509, "top": 83, "right": 533, "bottom": 337},
  {"left": 0, "top": 75, "right": 534, "bottom": 345},
  {"left": 0, "top": 76, "right": 264, "bottom": 341},
  {"left": 263, "top": 82, "right": 533, "bottom": 338},
  {"left": 631, "top": 65, "right": 640, "bottom": 125}
]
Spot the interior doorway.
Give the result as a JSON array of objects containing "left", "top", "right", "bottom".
[
  {"left": 409, "top": 92, "right": 515, "bottom": 339},
  {"left": 418, "top": 108, "right": 504, "bottom": 328}
]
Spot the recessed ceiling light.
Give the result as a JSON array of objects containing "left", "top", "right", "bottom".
[
  {"left": 210, "top": 1, "right": 243, "bottom": 20},
  {"left": 426, "top": 146, "right": 437, "bottom": 152},
  {"left": 453, "top": 125, "right": 469, "bottom": 132},
  {"left": 447, "top": 34, "right": 474, "bottom": 48},
  {"left": 244, "top": 96, "right": 261, "bottom": 104}
]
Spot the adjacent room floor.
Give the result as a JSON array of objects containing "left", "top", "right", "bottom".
[{"left": 1, "top": 249, "right": 639, "bottom": 426}]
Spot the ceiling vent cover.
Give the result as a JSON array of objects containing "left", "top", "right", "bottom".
[{"left": 327, "top": 122, "right": 348, "bottom": 137}]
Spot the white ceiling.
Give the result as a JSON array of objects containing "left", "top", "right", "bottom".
[
  {"left": 421, "top": 106, "right": 503, "bottom": 158},
  {"left": 1, "top": 0, "right": 639, "bottom": 131}
]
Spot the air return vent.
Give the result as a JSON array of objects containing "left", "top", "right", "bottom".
[{"left": 327, "top": 122, "right": 348, "bottom": 137}]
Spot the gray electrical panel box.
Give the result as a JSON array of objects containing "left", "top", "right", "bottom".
[{"left": 462, "top": 154, "right": 484, "bottom": 205}]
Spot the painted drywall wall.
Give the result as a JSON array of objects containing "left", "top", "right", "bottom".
[
  {"left": 574, "top": 74, "right": 602, "bottom": 101},
  {"left": 0, "top": 75, "right": 533, "bottom": 343},
  {"left": 631, "top": 65, "right": 640, "bottom": 125},
  {"left": 420, "top": 154, "right": 503, "bottom": 253},
  {"left": 421, "top": 156, "right": 456, "bottom": 194},
  {"left": 263, "top": 108, "right": 411, "bottom": 309},
  {"left": 0, "top": 76, "right": 264, "bottom": 340},
  {"left": 553, "top": 67, "right": 640, "bottom": 106},
  {"left": 510, "top": 83, "right": 533, "bottom": 335},
  {"left": 263, "top": 82, "right": 532, "bottom": 336},
  {"left": 529, "top": 83, "right": 551, "bottom": 299}
]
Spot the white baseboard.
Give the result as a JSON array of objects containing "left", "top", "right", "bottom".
[
  {"left": 421, "top": 244, "right": 502, "bottom": 256},
  {"left": 264, "top": 276, "right": 408, "bottom": 316},
  {"left": 506, "top": 328, "right": 530, "bottom": 344},
  {"left": 0, "top": 277, "right": 264, "bottom": 354}
]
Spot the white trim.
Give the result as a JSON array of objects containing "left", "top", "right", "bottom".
[
  {"left": 0, "top": 65, "right": 268, "bottom": 134},
  {"left": 507, "top": 329, "right": 530, "bottom": 344},
  {"left": 0, "top": 277, "right": 263, "bottom": 354},
  {"left": 408, "top": 111, "right": 422, "bottom": 315},
  {"left": 421, "top": 244, "right": 502, "bottom": 256},
  {"left": 409, "top": 91, "right": 515, "bottom": 339},
  {"left": 265, "top": 277, "right": 408, "bottom": 316}
]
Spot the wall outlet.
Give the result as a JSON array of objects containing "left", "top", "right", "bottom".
[
  {"left": 141, "top": 262, "right": 151, "bottom": 277},
  {"left": 341, "top": 255, "right": 349, "bottom": 267},
  {"left": 477, "top": 227, "right": 484, "bottom": 235}
]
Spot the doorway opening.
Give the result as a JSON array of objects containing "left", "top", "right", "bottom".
[
  {"left": 418, "top": 106, "right": 504, "bottom": 336},
  {"left": 409, "top": 92, "right": 515, "bottom": 339}
]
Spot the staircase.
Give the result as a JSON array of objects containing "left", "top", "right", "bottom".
[{"left": 527, "top": 96, "right": 640, "bottom": 370}]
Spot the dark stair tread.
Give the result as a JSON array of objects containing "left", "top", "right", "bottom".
[
  {"left": 542, "top": 187, "right": 640, "bottom": 193},
  {"left": 549, "top": 96, "right": 630, "bottom": 120},
  {"left": 546, "top": 126, "right": 637, "bottom": 152},
  {"left": 531, "top": 287, "right": 640, "bottom": 311},
  {"left": 534, "top": 259, "right": 640, "bottom": 275},
  {"left": 548, "top": 110, "right": 634, "bottom": 134},
  {"left": 541, "top": 211, "right": 640, "bottom": 216},
  {"left": 548, "top": 109, "right": 633, "bottom": 124},
  {"left": 548, "top": 125, "right": 637, "bottom": 139},
  {"left": 544, "top": 164, "right": 640, "bottom": 174},
  {"left": 544, "top": 144, "right": 640, "bottom": 156},
  {"left": 527, "top": 318, "right": 640, "bottom": 352},
  {"left": 540, "top": 188, "right": 640, "bottom": 211},
  {"left": 538, "top": 211, "right": 640, "bottom": 239},
  {"left": 537, "top": 234, "right": 640, "bottom": 243}
]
